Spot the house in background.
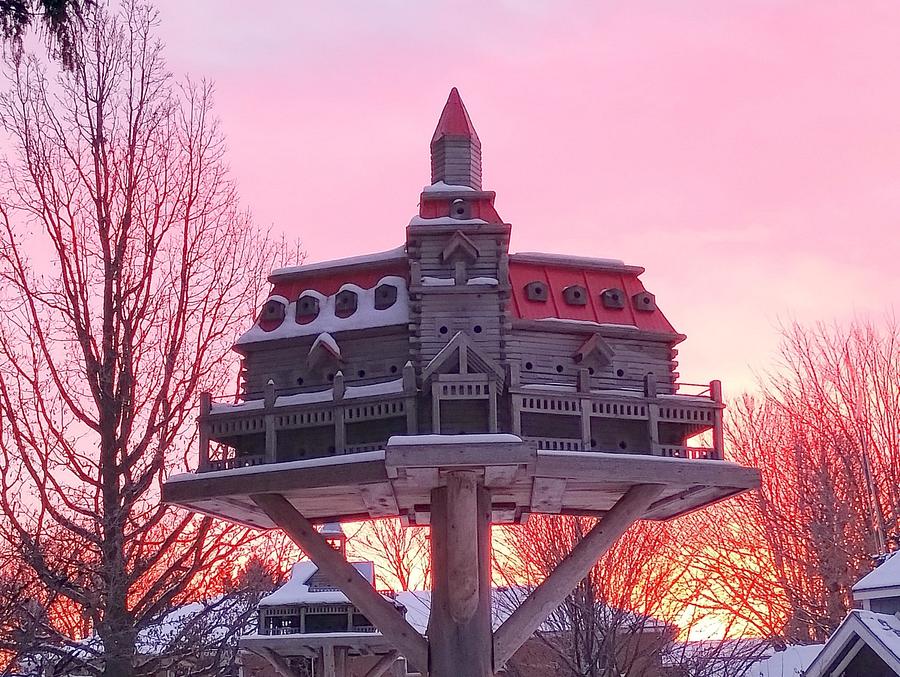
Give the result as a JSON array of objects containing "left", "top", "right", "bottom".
[
  {"left": 240, "top": 524, "right": 412, "bottom": 677},
  {"left": 748, "top": 552, "right": 900, "bottom": 677}
]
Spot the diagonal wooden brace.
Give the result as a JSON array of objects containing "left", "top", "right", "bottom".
[
  {"left": 252, "top": 493, "right": 429, "bottom": 674},
  {"left": 364, "top": 650, "right": 400, "bottom": 677},
  {"left": 250, "top": 647, "right": 303, "bottom": 677},
  {"left": 492, "top": 483, "right": 665, "bottom": 671}
]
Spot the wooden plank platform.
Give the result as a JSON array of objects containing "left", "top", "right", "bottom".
[{"left": 161, "top": 436, "right": 759, "bottom": 528}]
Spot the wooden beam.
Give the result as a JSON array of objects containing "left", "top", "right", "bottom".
[
  {"left": 252, "top": 494, "right": 429, "bottom": 674},
  {"left": 364, "top": 651, "right": 400, "bottom": 677},
  {"left": 359, "top": 482, "right": 400, "bottom": 517},
  {"left": 492, "top": 483, "right": 665, "bottom": 670},
  {"left": 530, "top": 477, "right": 566, "bottom": 514}
]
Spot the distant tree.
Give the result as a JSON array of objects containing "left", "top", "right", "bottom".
[
  {"left": 691, "top": 319, "right": 900, "bottom": 643},
  {"left": 0, "top": 2, "right": 283, "bottom": 675},
  {"left": 351, "top": 519, "right": 431, "bottom": 590}
]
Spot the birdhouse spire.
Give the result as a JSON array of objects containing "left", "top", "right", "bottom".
[{"left": 430, "top": 87, "right": 482, "bottom": 189}]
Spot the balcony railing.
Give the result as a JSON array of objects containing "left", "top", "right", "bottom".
[{"left": 197, "top": 373, "right": 725, "bottom": 472}]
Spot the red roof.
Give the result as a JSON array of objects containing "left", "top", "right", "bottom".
[
  {"left": 270, "top": 261, "right": 408, "bottom": 299},
  {"left": 431, "top": 88, "right": 480, "bottom": 145},
  {"left": 507, "top": 260, "right": 679, "bottom": 337}
]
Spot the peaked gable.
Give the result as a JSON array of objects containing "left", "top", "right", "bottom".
[{"left": 422, "top": 331, "right": 505, "bottom": 383}]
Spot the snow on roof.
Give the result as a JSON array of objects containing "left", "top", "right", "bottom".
[
  {"left": 467, "top": 277, "right": 498, "bottom": 286},
  {"left": 422, "top": 181, "right": 476, "bottom": 193},
  {"left": 274, "top": 389, "right": 334, "bottom": 407},
  {"left": 167, "top": 450, "right": 385, "bottom": 483},
  {"left": 746, "top": 643, "right": 823, "bottom": 677},
  {"left": 422, "top": 276, "right": 456, "bottom": 287},
  {"left": 387, "top": 433, "right": 522, "bottom": 446},
  {"left": 534, "top": 318, "right": 638, "bottom": 330},
  {"left": 319, "top": 522, "right": 344, "bottom": 536},
  {"left": 259, "top": 561, "right": 378, "bottom": 607},
  {"left": 209, "top": 399, "right": 266, "bottom": 414},
  {"left": 236, "top": 276, "right": 409, "bottom": 346},
  {"left": 270, "top": 246, "right": 406, "bottom": 279},
  {"left": 511, "top": 252, "right": 628, "bottom": 271},
  {"left": 804, "top": 610, "right": 900, "bottom": 677},
  {"left": 409, "top": 215, "right": 489, "bottom": 227},
  {"left": 343, "top": 378, "right": 404, "bottom": 399},
  {"left": 310, "top": 332, "right": 340, "bottom": 358},
  {"left": 853, "top": 551, "right": 900, "bottom": 596}
]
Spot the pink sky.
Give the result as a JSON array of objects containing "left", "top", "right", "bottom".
[{"left": 157, "top": 0, "right": 898, "bottom": 395}]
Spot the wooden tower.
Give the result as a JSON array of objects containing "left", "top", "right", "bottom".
[{"left": 163, "top": 88, "right": 759, "bottom": 677}]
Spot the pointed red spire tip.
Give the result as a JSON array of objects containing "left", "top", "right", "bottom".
[{"left": 431, "top": 87, "right": 480, "bottom": 145}]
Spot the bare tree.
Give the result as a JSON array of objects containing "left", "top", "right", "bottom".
[
  {"left": 351, "top": 519, "right": 431, "bottom": 591},
  {"left": 691, "top": 318, "right": 900, "bottom": 644},
  {"left": 496, "top": 516, "right": 759, "bottom": 677},
  {"left": 0, "top": 2, "right": 284, "bottom": 674}
]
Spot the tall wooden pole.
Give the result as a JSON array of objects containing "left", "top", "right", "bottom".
[{"left": 428, "top": 475, "right": 494, "bottom": 677}]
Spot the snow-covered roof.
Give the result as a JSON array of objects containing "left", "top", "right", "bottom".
[
  {"left": 236, "top": 275, "right": 409, "bottom": 346},
  {"left": 746, "top": 643, "right": 823, "bottom": 677},
  {"left": 422, "top": 181, "right": 476, "bottom": 193},
  {"left": 408, "top": 215, "right": 490, "bottom": 227},
  {"left": 270, "top": 246, "right": 406, "bottom": 279},
  {"left": 319, "top": 522, "right": 344, "bottom": 536},
  {"left": 259, "top": 561, "right": 378, "bottom": 607},
  {"left": 853, "top": 551, "right": 900, "bottom": 598},
  {"left": 804, "top": 609, "right": 900, "bottom": 677},
  {"left": 511, "top": 251, "right": 629, "bottom": 271}
]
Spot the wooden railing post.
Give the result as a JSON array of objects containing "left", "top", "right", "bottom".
[
  {"left": 403, "top": 362, "right": 418, "bottom": 434},
  {"left": 644, "top": 373, "right": 661, "bottom": 455},
  {"left": 199, "top": 392, "right": 212, "bottom": 471},
  {"left": 333, "top": 371, "right": 346, "bottom": 453},
  {"left": 710, "top": 380, "right": 725, "bottom": 459},
  {"left": 264, "top": 380, "right": 277, "bottom": 464}
]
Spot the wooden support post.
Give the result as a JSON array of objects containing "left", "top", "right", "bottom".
[
  {"left": 264, "top": 380, "right": 277, "bottom": 463},
  {"left": 365, "top": 651, "right": 400, "bottom": 677},
  {"left": 428, "top": 480, "right": 493, "bottom": 677},
  {"left": 323, "top": 645, "right": 336, "bottom": 677},
  {"left": 446, "top": 471, "right": 480, "bottom": 623},
  {"left": 199, "top": 392, "right": 211, "bottom": 471},
  {"left": 252, "top": 494, "right": 429, "bottom": 674},
  {"left": 492, "top": 483, "right": 665, "bottom": 671}
]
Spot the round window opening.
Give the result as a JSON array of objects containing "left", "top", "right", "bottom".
[
  {"left": 556, "top": 365, "right": 564, "bottom": 373},
  {"left": 439, "top": 325, "right": 449, "bottom": 335},
  {"left": 525, "top": 361, "right": 534, "bottom": 370},
  {"left": 357, "top": 370, "right": 366, "bottom": 378},
  {"left": 619, "top": 441, "right": 628, "bottom": 450},
  {"left": 616, "top": 368, "right": 625, "bottom": 377},
  {"left": 390, "top": 365, "right": 398, "bottom": 374},
  {"left": 474, "top": 325, "right": 482, "bottom": 334}
]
